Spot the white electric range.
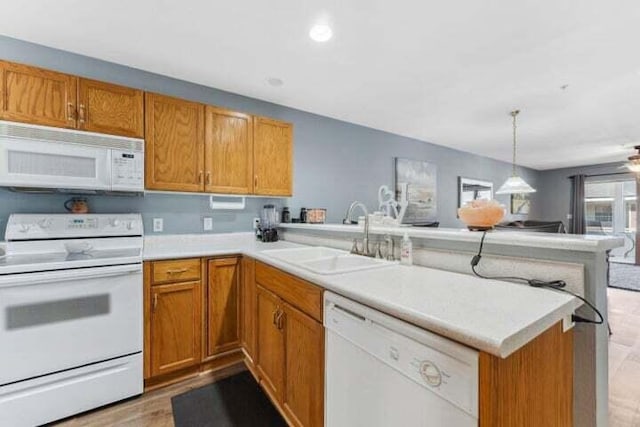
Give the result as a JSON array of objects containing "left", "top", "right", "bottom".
[{"left": 0, "top": 214, "right": 144, "bottom": 427}]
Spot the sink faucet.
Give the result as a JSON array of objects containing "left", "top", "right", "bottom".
[{"left": 344, "top": 201, "right": 373, "bottom": 257}]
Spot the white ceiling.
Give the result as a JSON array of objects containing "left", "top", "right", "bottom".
[{"left": 1, "top": 0, "right": 639, "bottom": 170}]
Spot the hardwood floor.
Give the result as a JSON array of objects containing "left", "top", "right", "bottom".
[
  {"left": 52, "top": 363, "right": 246, "bottom": 427},
  {"left": 609, "top": 287, "right": 640, "bottom": 426},
  {"left": 47, "top": 288, "right": 640, "bottom": 426}
]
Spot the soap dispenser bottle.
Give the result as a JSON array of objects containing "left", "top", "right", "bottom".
[{"left": 400, "top": 232, "right": 413, "bottom": 266}]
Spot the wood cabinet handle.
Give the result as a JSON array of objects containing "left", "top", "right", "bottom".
[
  {"left": 152, "top": 293, "right": 158, "bottom": 313},
  {"left": 67, "top": 103, "right": 75, "bottom": 121},
  {"left": 254, "top": 175, "right": 258, "bottom": 189},
  {"left": 206, "top": 171, "right": 211, "bottom": 185},
  {"left": 198, "top": 171, "right": 204, "bottom": 184},
  {"left": 272, "top": 308, "right": 279, "bottom": 326},
  {"left": 166, "top": 268, "right": 188, "bottom": 275},
  {"left": 277, "top": 309, "right": 285, "bottom": 330},
  {"left": 79, "top": 104, "right": 86, "bottom": 123}
]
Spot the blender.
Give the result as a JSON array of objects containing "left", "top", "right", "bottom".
[{"left": 259, "top": 204, "right": 279, "bottom": 242}]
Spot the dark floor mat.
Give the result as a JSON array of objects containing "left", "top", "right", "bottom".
[{"left": 171, "top": 371, "right": 287, "bottom": 427}]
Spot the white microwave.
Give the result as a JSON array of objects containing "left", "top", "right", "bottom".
[{"left": 0, "top": 121, "right": 144, "bottom": 193}]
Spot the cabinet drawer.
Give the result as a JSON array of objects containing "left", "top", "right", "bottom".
[
  {"left": 255, "top": 262, "right": 322, "bottom": 322},
  {"left": 152, "top": 258, "right": 201, "bottom": 284}
]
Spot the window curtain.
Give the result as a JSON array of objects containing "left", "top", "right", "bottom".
[{"left": 569, "top": 174, "right": 586, "bottom": 234}]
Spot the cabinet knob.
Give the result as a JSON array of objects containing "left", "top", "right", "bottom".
[
  {"left": 79, "top": 104, "right": 87, "bottom": 123},
  {"left": 67, "top": 102, "right": 76, "bottom": 122}
]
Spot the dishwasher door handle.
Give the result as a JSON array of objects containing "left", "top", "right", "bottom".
[{"left": 329, "top": 303, "right": 367, "bottom": 322}]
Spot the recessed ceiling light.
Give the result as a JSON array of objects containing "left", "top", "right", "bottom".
[
  {"left": 267, "top": 77, "right": 284, "bottom": 87},
  {"left": 309, "top": 24, "right": 333, "bottom": 42}
]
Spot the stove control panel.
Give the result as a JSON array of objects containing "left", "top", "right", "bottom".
[{"left": 6, "top": 214, "right": 143, "bottom": 240}]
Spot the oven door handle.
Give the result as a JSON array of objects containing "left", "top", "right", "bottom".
[{"left": 0, "top": 264, "right": 142, "bottom": 288}]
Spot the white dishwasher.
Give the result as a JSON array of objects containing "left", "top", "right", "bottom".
[{"left": 324, "top": 292, "right": 479, "bottom": 427}]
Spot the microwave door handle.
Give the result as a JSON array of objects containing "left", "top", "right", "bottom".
[{"left": 0, "top": 264, "right": 141, "bottom": 289}]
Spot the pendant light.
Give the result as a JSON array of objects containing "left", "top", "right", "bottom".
[
  {"left": 625, "top": 146, "right": 640, "bottom": 174},
  {"left": 496, "top": 110, "right": 537, "bottom": 194}
]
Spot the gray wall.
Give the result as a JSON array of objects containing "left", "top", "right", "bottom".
[
  {"left": 0, "top": 36, "right": 541, "bottom": 234},
  {"left": 537, "top": 161, "right": 630, "bottom": 228}
]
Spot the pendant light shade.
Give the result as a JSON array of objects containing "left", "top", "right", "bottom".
[
  {"left": 625, "top": 146, "right": 640, "bottom": 173},
  {"left": 496, "top": 110, "right": 536, "bottom": 195}
]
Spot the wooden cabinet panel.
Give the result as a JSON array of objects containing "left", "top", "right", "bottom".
[
  {"left": 150, "top": 280, "right": 202, "bottom": 377},
  {"left": 78, "top": 78, "right": 143, "bottom": 138},
  {"left": 145, "top": 93, "right": 205, "bottom": 192},
  {"left": 205, "top": 257, "right": 240, "bottom": 358},
  {"left": 256, "top": 285, "right": 285, "bottom": 402},
  {"left": 151, "top": 258, "right": 201, "bottom": 284},
  {"left": 479, "top": 322, "right": 573, "bottom": 427},
  {"left": 253, "top": 116, "right": 293, "bottom": 196},
  {"left": 240, "top": 257, "right": 257, "bottom": 362},
  {"left": 282, "top": 302, "right": 324, "bottom": 427},
  {"left": 255, "top": 262, "right": 323, "bottom": 322},
  {"left": 205, "top": 106, "right": 253, "bottom": 194},
  {"left": 0, "top": 61, "right": 76, "bottom": 128}
]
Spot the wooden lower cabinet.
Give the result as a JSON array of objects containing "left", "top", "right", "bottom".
[
  {"left": 240, "top": 257, "right": 257, "bottom": 363},
  {"left": 145, "top": 256, "right": 244, "bottom": 388},
  {"left": 205, "top": 257, "right": 241, "bottom": 358},
  {"left": 282, "top": 301, "right": 324, "bottom": 427},
  {"left": 253, "top": 262, "right": 325, "bottom": 427},
  {"left": 149, "top": 280, "right": 202, "bottom": 377},
  {"left": 256, "top": 285, "right": 286, "bottom": 402}
]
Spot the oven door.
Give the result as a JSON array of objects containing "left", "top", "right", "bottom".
[
  {"left": 0, "top": 264, "right": 142, "bottom": 385},
  {"left": 0, "top": 137, "right": 111, "bottom": 191}
]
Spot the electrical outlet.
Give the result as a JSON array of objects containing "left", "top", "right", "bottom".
[
  {"left": 153, "top": 218, "right": 163, "bottom": 232},
  {"left": 203, "top": 217, "right": 213, "bottom": 231},
  {"left": 253, "top": 217, "right": 260, "bottom": 230}
]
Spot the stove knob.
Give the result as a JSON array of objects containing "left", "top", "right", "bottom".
[
  {"left": 19, "top": 224, "right": 32, "bottom": 233},
  {"left": 420, "top": 361, "right": 442, "bottom": 387},
  {"left": 126, "top": 221, "right": 135, "bottom": 230},
  {"left": 108, "top": 218, "right": 120, "bottom": 227}
]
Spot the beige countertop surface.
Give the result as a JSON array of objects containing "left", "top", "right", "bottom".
[{"left": 144, "top": 232, "right": 578, "bottom": 358}]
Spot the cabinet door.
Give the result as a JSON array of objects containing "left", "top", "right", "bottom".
[
  {"left": 145, "top": 93, "right": 205, "bottom": 192},
  {"left": 205, "top": 106, "right": 253, "bottom": 194},
  {"left": 282, "top": 302, "right": 324, "bottom": 427},
  {"left": 240, "top": 257, "right": 257, "bottom": 362},
  {"left": 150, "top": 281, "right": 202, "bottom": 377},
  {"left": 0, "top": 61, "right": 77, "bottom": 129},
  {"left": 253, "top": 116, "right": 293, "bottom": 196},
  {"left": 256, "top": 285, "right": 285, "bottom": 402},
  {"left": 205, "top": 257, "right": 240, "bottom": 358},
  {"left": 78, "top": 78, "right": 144, "bottom": 138}
]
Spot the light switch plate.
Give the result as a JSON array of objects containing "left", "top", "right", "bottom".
[
  {"left": 153, "top": 218, "right": 163, "bottom": 232},
  {"left": 203, "top": 217, "right": 213, "bottom": 231}
]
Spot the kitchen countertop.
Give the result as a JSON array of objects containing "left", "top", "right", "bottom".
[
  {"left": 144, "top": 232, "right": 578, "bottom": 358},
  {"left": 279, "top": 222, "right": 624, "bottom": 253}
]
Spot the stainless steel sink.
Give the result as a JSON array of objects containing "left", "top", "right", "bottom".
[{"left": 261, "top": 246, "right": 396, "bottom": 275}]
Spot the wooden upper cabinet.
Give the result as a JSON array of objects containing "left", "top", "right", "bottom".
[
  {"left": 78, "top": 78, "right": 144, "bottom": 138},
  {"left": 145, "top": 93, "right": 205, "bottom": 192},
  {"left": 205, "top": 257, "right": 241, "bottom": 358},
  {"left": 205, "top": 106, "right": 253, "bottom": 194},
  {"left": 0, "top": 61, "right": 77, "bottom": 129},
  {"left": 150, "top": 280, "right": 202, "bottom": 377},
  {"left": 253, "top": 116, "right": 293, "bottom": 196}
]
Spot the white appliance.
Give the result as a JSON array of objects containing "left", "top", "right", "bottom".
[
  {"left": 324, "top": 292, "right": 479, "bottom": 427},
  {"left": 0, "top": 120, "right": 144, "bottom": 193},
  {"left": 0, "top": 214, "right": 144, "bottom": 427}
]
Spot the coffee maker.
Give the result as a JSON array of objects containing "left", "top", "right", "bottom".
[{"left": 259, "top": 204, "right": 279, "bottom": 242}]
